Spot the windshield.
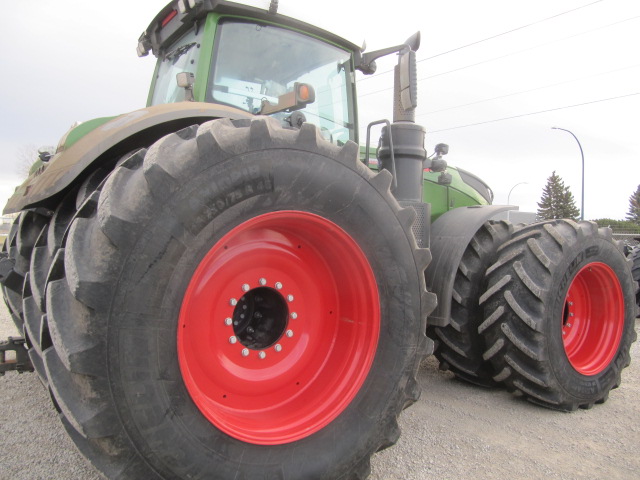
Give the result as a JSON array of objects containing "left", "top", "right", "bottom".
[
  {"left": 150, "top": 27, "right": 203, "bottom": 105},
  {"left": 208, "top": 20, "right": 356, "bottom": 144}
]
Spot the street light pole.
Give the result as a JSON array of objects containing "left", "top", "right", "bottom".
[
  {"left": 552, "top": 127, "right": 584, "bottom": 221},
  {"left": 507, "top": 181, "right": 528, "bottom": 205}
]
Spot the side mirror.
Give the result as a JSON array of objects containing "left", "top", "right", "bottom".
[
  {"left": 38, "top": 146, "right": 56, "bottom": 162},
  {"left": 176, "top": 72, "right": 195, "bottom": 101},
  {"left": 399, "top": 50, "right": 417, "bottom": 111}
]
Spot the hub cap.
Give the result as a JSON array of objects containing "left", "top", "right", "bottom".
[
  {"left": 178, "top": 211, "right": 380, "bottom": 444},
  {"left": 562, "top": 262, "right": 624, "bottom": 375}
]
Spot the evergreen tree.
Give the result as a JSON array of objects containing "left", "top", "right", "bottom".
[
  {"left": 626, "top": 184, "right": 640, "bottom": 225},
  {"left": 537, "top": 171, "right": 580, "bottom": 220}
]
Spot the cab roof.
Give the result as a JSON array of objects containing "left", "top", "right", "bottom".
[{"left": 137, "top": 0, "right": 362, "bottom": 58}]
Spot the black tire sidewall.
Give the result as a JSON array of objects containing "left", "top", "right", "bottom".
[{"left": 107, "top": 149, "right": 422, "bottom": 478}]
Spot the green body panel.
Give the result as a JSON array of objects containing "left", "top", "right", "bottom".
[
  {"left": 62, "top": 117, "right": 117, "bottom": 150},
  {"left": 192, "top": 14, "right": 219, "bottom": 103},
  {"left": 359, "top": 146, "right": 488, "bottom": 221},
  {"left": 423, "top": 168, "right": 489, "bottom": 221}
]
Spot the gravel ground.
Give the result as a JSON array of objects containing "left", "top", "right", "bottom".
[{"left": 1, "top": 301, "right": 638, "bottom": 480}]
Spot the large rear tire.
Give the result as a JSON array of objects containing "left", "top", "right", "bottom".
[
  {"left": 479, "top": 220, "right": 637, "bottom": 410},
  {"left": 40, "top": 117, "right": 435, "bottom": 479}
]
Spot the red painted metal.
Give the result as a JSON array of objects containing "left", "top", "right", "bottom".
[
  {"left": 178, "top": 211, "right": 380, "bottom": 445},
  {"left": 562, "top": 262, "right": 624, "bottom": 375}
]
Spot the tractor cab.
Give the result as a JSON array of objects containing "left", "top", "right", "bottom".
[{"left": 141, "top": 1, "right": 359, "bottom": 144}]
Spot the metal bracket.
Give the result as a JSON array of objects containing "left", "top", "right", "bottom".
[
  {"left": 365, "top": 119, "right": 397, "bottom": 190},
  {"left": 0, "top": 337, "right": 34, "bottom": 375}
]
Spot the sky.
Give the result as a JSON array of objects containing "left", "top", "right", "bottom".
[{"left": 0, "top": 0, "right": 638, "bottom": 220}]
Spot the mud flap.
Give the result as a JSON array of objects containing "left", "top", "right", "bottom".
[{"left": 426, "top": 205, "right": 515, "bottom": 327}]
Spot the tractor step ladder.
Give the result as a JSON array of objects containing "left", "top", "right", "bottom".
[{"left": 0, "top": 337, "right": 33, "bottom": 375}]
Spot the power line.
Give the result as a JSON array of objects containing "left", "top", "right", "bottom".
[
  {"left": 359, "top": 0, "right": 604, "bottom": 82},
  {"left": 417, "top": 64, "right": 640, "bottom": 117},
  {"left": 428, "top": 92, "right": 640, "bottom": 133},
  {"left": 358, "top": 14, "right": 640, "bottom": 99}
]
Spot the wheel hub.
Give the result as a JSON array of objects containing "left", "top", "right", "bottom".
[{"left": 230, "top": 285, "right": 291, "bottom": 353}]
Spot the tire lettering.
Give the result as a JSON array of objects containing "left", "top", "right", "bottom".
[{"left": 557, "top": 247, "right": 599, "bottom": 298}]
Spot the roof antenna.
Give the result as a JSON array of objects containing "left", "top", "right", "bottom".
[{"left": 268, "top": 0, "right": 278, "bottom": 14}]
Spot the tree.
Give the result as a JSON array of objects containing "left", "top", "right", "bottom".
[
  {"left": 626, "top": 184, "right": 640, "bottom": 225},
  {"left": 537, "top": 171, "right": 580, "bottom": 221},
  {"left": 16, "top": 144, "right": 39, "bottom": 178}
]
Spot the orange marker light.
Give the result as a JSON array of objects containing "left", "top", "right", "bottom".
[{"left": 298, "top": 84, "right": 310, "bottom": 101}]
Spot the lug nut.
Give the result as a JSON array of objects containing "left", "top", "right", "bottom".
[
  {"left": 229, "top": 336, "right": 237, "bottom": 344},
  {"left": 230, "top": 298, "right": 237, "bottom": 306},
  {"left": 225, "top": 317, "right": 232, "bottom": 326},
  {"left": 274, "top": 344, "right": 282, "bottom": 352},
  {"left": 242, "top": 284, "right": 250, "bottom": 292},
  {"left": 290, "top": 312, "right": 298, "bottom": 320},
  {"left": 241, "top": 348, "right": 249, "bottom": 357},
  {"left": 275, "top": 282, "right": 283, "bottom": 290},
  {"left": 287, "top": 294, "right": 294, "bottom": 302},
  {"left": 259, "top": 278, "right": 267, "bottom": 286},
  {"left": 286, "top": 329, "right": 294, "bottom": 338},
  {"left": 258, "top": 351, "right": 266, "bottom": 359}
]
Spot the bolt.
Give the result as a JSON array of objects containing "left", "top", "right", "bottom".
[
  {"left": 225, "top": 317, "right": 232, "bottom": 326},
  {"left": 258, "top": 351, "right": 266, "bottom": 359},
  {"left": 274, "top": 344, "right": 282, "bottom": 352},
  {"left": 568, "top": 302, "right": 574, "bottom": 306},
  {"left": 230, "top": 298, "right": 238, "bottom": 306},
  {"left": 290, "top": 312, "right": 298, "bottom": 320},
  {"left": 567, "top": 323, "right": 572, "bottom": 328},
  {"left": 247, "top": 326, "right": 255, "bottom": 334},
  {"left": 563, "top": 331, "right": 566, "bottom": 336},
  {"left": 229, "top": 336, "right": 237, "bottom": 344},
  {"left": 569, "top": 313, "right": 574, "bottom": 317},
  {"left": 241, "top": 348, "right": 249, "bottom": 357},
  {"left": 275, "top": 282, "right": 283, "bottom": 290},
  {"left": 287, "top": 294, "right": 294, "bottom": 302},
  {"left": 254, "top": 311, "right": 263, "bottom": 319},
  {"left": 242, "top": 284, "right": 250, "bottom": 292},
  {"left": 286, "top": 329, "right": 294, "bottom": 338},
  {"left": 259, "top": 278, "right": 267, "bottom": 286}
]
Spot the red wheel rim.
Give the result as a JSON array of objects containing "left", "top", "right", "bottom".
[
  {"left": 178, "top": 211, "right": 380, "bottom": 445},
  {"left": 562, "top": 262, "right": 624, "bottom": 375}
]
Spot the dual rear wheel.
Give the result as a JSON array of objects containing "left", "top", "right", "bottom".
[{"left": 479, "top": 220, "right": 637, "bottom": 410}]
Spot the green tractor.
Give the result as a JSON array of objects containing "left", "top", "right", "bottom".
[{"left": 1, "top": 1, "right": 636, "bottom": 478}]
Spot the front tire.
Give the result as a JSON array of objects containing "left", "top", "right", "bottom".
[
  {"left": 46, "top": 117, "right": 435, "bottom": 479},
  {"left": 479, "top": 220, "right": 637, "bottom": 410}
]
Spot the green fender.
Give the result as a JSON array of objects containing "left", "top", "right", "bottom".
[{"left": 4, "top": 102, "right": 251, "bottom": 214}]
